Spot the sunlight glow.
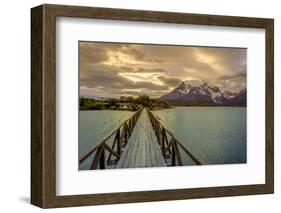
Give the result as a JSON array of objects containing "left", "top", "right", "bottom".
[
  {"left": 119, "top": 72, "right": 165, "bottom": 86},
  {"left": 103, "top": 51, "right": 145, "bottom": 67},
  {"left": 194, "top": 49, "right": 225, "bottom": 74}
]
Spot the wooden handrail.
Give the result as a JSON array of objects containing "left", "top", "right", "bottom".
[
  {"left": 146, "top": 108, "right": 203, "bottom": 166},
  {"left": 173, "top": 138, "right": 203, "bottom": 165},
  {"left": 79, "top": 107, "right": 143, "bottom": 168},
  {"left": 79, "top": 130, "right": 116, "bottom": 164}
]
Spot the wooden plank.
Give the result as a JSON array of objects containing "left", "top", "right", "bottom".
[
  {"left": 136, "top": 122, "right": 148, "bottom": 168},
  {"left": 129, "top": 110, "right": 146, "bottom": 168},
  {"left": 145, "top": 109, "right": 166, "bottom": 167},
  {"left": 116, "top": 122, "right": 140, "bottom": 168},
  {"left": 147, "top": 115, "right": 166, "bottom": 167},
  {"left": 152, "top": 139, "right": 166, "bottom": 167},
  {"left": 134, "top": 141, "right": 142, "bottom": 168},
  {"left": 147, "top": 115, "right": 158, "bottom": 167},
  {"left": 115, "top": 110, "right": 144, "bottom": 168},
  {"left": 129, "top": 131, "right": 141, "bottom": 168},
  {"left": 116, "top": 133, "right": 134, "bottom": 168},
  {"left": 117, "top": 109, "right": 167, "bottom": 169},
  {"left": 145, "top": 133, "right": 152, "bottom": 167},
  {"left": 121, "top": 141, "right": 135, "bottom": 168},
  {"left": 140, "top": 134, "right": 146, "bottom": 167},
  {"left": 123, "top": 116, "right": 142, "bottom": 168},
  {"left": 133, "top": 130, "right": 142, "bottom": 168},
  {"left": 149, "top": 137, "right": 157, "bottom": 167}
]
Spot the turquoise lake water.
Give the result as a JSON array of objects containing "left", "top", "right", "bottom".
[
  {"left": 79, "top": 110, "right": 134, "bottom": 155},
  {"left": 153, "top": 107, "right": 246, "bottom": 165},
  {"left": 79, "top": 107, "right": 246, "bottom": 169}
]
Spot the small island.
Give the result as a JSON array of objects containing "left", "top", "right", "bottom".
[{"left": 80, "top": 94, "right": 171, "bottom": 111}]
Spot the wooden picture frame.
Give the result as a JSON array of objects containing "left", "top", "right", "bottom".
[{"left": 31, "top": 4, "right": 274, "bottom": 208}]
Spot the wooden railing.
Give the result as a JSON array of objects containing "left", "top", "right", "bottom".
[
  {"left": 79, "top": 108, "right": 143, "bottom": 170},
  {"left": 146, "top": 108, "right": 203, "bottom": 166}
]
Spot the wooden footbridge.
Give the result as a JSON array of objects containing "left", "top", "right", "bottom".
[{"left": 79, "top": 107, "right": 203, "bottom": 170}]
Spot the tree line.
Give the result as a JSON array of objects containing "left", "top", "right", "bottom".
[{"left": 79, "top": 95, "right": 170, "bottom": 111}]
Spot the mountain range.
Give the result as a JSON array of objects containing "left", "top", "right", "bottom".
[{"left": 159, "top": 81, "right": 246, "bottom": 106}]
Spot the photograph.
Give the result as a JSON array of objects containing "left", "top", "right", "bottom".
[
  {"left": 30, "top": 4, "right": 274, "bottom": 208},
  {"left": 78, "top": 42, "right": 247, "bottom": 170}
]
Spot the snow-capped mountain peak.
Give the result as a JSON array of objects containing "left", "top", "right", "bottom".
[
  {"left": 160, "top": 81, "right": 246, "bottom": 106},
  {"left": 176, "top": 81, "right": 192, "bottom": 94},
  {"left": 223, "top": 91, "right": 238, "bottom": 99}
]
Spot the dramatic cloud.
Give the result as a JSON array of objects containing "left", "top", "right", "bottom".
[
  {"left": 79, "top": 42, "right": 246, "bottom": 98},
  {"left": 157, "top": 76, "right": 181, "bottom": 88},
  {"left": 219, "top": 71, "right": 247, "bottom": 80}
]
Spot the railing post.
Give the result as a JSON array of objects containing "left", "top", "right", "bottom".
[
  {"left": 173, "top": 140, "right": 183, "bottom": 166},
  {"left": 171, "top": 139, "right": 176, "bottom": 166},
  {"left": 158, "top": 124, "right": 162, "bottom": 146},
  {"left": 100, "top": 145, "right": 105, "bottom": 169},
  {"left": 127, "top": 120, "right": 130, "bottom": 136},
  {"left": 124, "top": 123, "right": 128, "bottom": 145},
  {"left": 131, "top": 119, "right": 133, "bottom": 135},
  {"left": 116, "top": 128, "right": 121, "bottom": 156},
  {"left": 161, "top": 127, "right": 165, "bottom": 152},
  {"left": 132, "top": 115, "right": 135, "bottom": 127},
  {"left": 157, "top": 123, "right": 160, "bottom": 142},
  {"left": 130, "top": 119, "right": 133, "bottom": 134},
  {"left": 90, "top": 145, "right": 104, "bottom": 170}
]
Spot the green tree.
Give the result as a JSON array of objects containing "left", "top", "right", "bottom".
[{"left": 136, "top": 94, "right": 151, "bottom": 107}]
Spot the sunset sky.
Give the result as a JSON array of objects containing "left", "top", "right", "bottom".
[{"left": 79, "top": 42, "right": 246, "bottom": 98}]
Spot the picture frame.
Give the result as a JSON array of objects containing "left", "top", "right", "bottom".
[{"left": 31, "top": 4, "right": 274, "bottom": 208}]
